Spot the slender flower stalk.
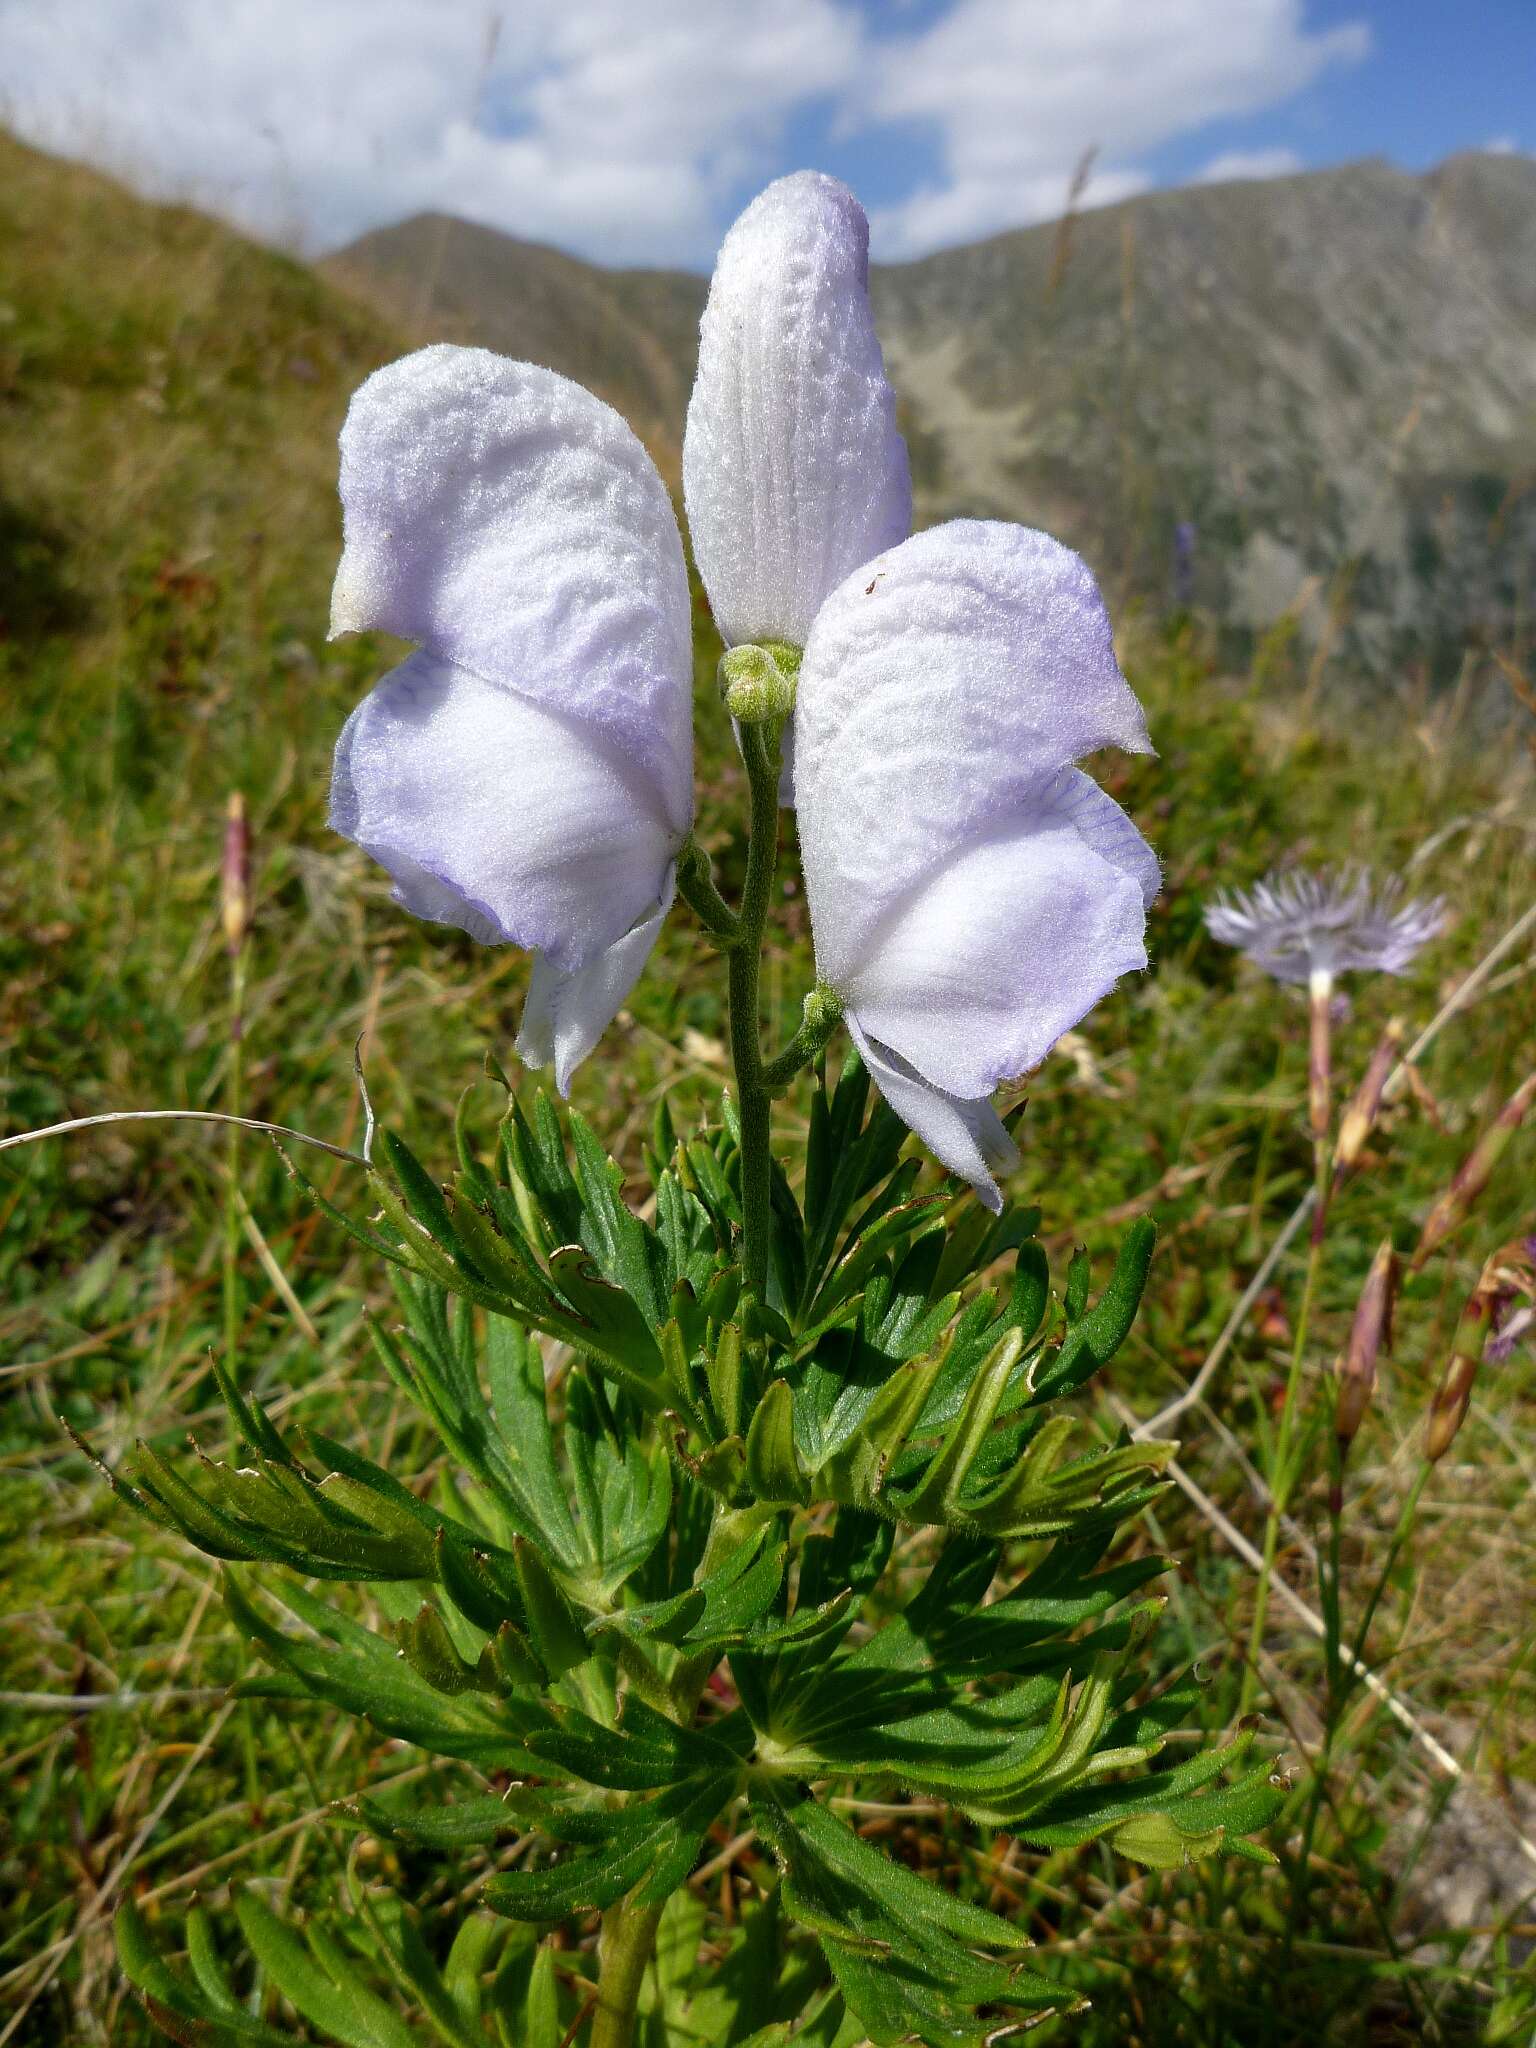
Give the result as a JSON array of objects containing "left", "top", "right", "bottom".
[
  {"left": 727, "top": 719, "right": 785, "bottom": 1303},
  {"left": 221, "top": 791, "right": 252, "bottom": 1376},
  {"left": 1211, "top": 866, "right": 1444, "bottom": 1717},
  {"left": 1306, "top": 967, "right": 1334, "bottom": 1244}
]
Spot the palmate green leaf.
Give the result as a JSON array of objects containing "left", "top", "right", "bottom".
[
  {"left": 340, "top": 1789, "right": 526, "bottom": 1849},
  {"left": 566, "top": 1105, "right": 670, "bottom": 1328},
  {"left": 746, "top": 1223, "right": 1171, "bottom": 1541},
  {"left": 484, "top": 1770, "right": 737, "bottom": 1920},
  {"left": 1028, "top": 1215, "right": 1157, "bottom": 1406},
  {"left": 562, "top": 1372, "right": 675, "bottom": 1600},
  {"left": 1023, "top": 1728, "right": 1287, "bottom": 1863},
  {"left": 732, "top": 1510, "right": 893, "bottom": 1730},
  {"left": 294, "top": 1101, "right": 679, "bottom": 1408},
  {"left": 125, "top": 1433, "right": 441, "bottom": 1583},
  {"left": 224, "top": 1573, "right": 544, "bottom": 1770},
  {"left": 524, "top": 1691, "right": 750, "bottom": 1791},
  {"left": 752, "top": 1785, "right": 1062, "bottom": 2048},
  {"left": 483, "top": 1315, "right": 584, "bottom": 1564}
]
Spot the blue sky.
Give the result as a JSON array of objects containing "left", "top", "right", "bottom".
[{"left": 0, "top": 0, "right": 1530, "bottom": 265}]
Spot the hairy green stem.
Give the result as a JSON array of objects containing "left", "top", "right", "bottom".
[
  {"left": 761, "top": 985, "right": 843, "bottom": 1091},
  {"left": 594, "top": 1503, "right": 775, "bottom": 2041},
  {"left": 674, "top": 834, "right": 741, "bottom": 945},
  {"left": 729, "top": 721, "right": 784, "bottom": 1301},
  {"left": 591, "top": 1897, "right": 665, "bottom": 2048}
]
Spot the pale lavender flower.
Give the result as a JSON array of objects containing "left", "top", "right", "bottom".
[
  {"left": 1205, "top": 868, "right": 1446, "bottom": 987},
  {"left": 327, "top": 173, "right": 1160, "bottom": 1209}
]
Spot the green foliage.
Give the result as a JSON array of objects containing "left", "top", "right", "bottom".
[{"left": 107, "top": 1070, "right": 1283, "bottom": 2046}]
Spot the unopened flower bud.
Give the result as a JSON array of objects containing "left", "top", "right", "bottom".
[
  {"left": 1334, "top": 1237, "right": 1396, "bottom": 1454},
  {"left": 1411, "top": 1070, "right": 1536, "bottom": 1272},
  {"left": 1425, "top": 1238, "right": 1535, "bottom": 1461},
  {"left": 719, "top": 641, "right": 800, "bottom": 724},
  {"left": 1335, "top": 1017, "right": 1404, "bottom": 1179},
  {"left": 221, "top": 791, "right": 251, "bottom": 957},
  {"left": 1426, "top": 1258, "right": 1500, "bottom": 1462}
]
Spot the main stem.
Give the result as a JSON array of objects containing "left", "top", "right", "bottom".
[
  {"left": 728, "top": 721, "right": 783, "bottom": 1301},
  {"left": 591, "top": 1504, "right": 772, "bottom": 2043},
  {"left": 588, "top": 732, "right": 783, "bottom": 2043},
  {"left": 590, "top": 1899, "right": 665, "bottom": 2048}
]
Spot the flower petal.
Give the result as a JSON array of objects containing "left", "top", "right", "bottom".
[
  {"left": 797, "top": 520, "right": 1153, "bottom": 988},
  {"left": 330, "top": 652, "right": 678, "bottom": 974},
  {"left": 516, "top": 877, "right": 675, "bottom": 1098},
  {"left": 839, "top": 785, "right": 1153, "bottom": 1100},
  {"left": 683, "top": 172, "right": 911, "bottom": 650},
  {"left": 331, "top": 344, "right": 691, "bottom": 818},
  {"left": 847, "top": 1019, "right": 1019, "bottom": 1215}
]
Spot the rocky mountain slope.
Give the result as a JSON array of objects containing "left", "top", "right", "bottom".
[{"left": 331, "top": 154, "right": 1536, "bottom": 679}]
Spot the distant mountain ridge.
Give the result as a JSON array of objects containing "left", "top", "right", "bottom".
[{"left": 330, "top": 155, "right": 1536, "bottom": 678}]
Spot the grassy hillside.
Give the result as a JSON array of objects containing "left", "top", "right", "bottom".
[
  {"left": 324, "top": 214, "right": 704, "bottom": 478},
  {"left": 2, "top": 129, "right": 1535, "bottom": 2045}
]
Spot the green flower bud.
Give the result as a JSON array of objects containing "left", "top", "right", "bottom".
[{"left": 719, "top": 640, "right": 801, "bottom": 724}]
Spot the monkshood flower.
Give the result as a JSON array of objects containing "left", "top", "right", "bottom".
[
  {"left": 327, "top": 172, "right": 1160, "bottom": 1210},
  {"left": 327, "top": 349, "right": 693, "bottom": 1094},
  {"left": 794, "top": 523, "right": 1159, "bottom": 1210},
  {"left": 686, "top": 173, "right": 1157, "bottom": 1209},
  {"left": 1205, "top": 868, "right": 1446, "bottom": 987},
  {"left": 684, "top": 171, "right": 911, "bottom": 794}
]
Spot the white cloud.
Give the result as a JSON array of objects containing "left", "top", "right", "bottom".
[
  {"left": 872, "top": 164, "right": 1150, "bottom": 259},
  {"left": 0, "top": 0, "right": 1368, "bottom": 264},
  {"left": 1197, "top": 146, "right": 1305, "bottom": 183},
  {"left": 1483, "top": 135, "right": 1524, "bottom": 156},
  {"left": 0, "top": 0, "right": 862, "bottom": 264},
  {"left": 859, "top": 0, "right": 1367, "bottom": 256}
]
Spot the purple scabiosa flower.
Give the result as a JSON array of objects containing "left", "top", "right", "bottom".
[
  {"left": 1204, "top": 868, "right": 1447, "bottom": 987},
  {"left": 1487, "top": 1305, "right": 1534, "bottom": 1365}
]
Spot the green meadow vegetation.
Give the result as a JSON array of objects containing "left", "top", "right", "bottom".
[{"left": 2, "top": 130, "right": 1534, "bottom": 2043}]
